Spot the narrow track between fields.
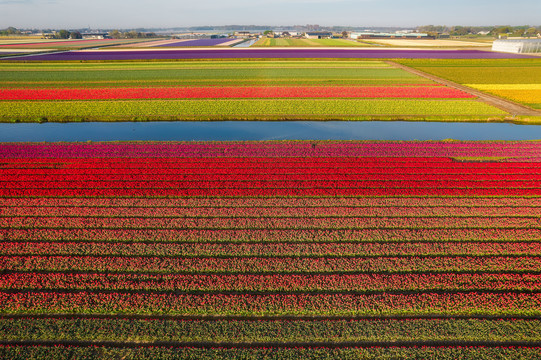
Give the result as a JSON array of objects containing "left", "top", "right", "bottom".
[{"left": 388, "top": 61, "right": 541, "bottom": 117}]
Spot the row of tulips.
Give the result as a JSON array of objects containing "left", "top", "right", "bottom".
[
  {"left": 2, "top": 196, "right": 541, "bottom": 208},
  {"left": 2, "top": 216, "right": 540, "bottom": 230},
  {"left": 3, "top": 255, "right": 540, "bottom": 273},
  {"left": 3, "top": 272, "right": 541, "bottom": 292},
  {"left": 0, "top": 86, "right": 475, "bottom": 100},
  {"left": 2, "top": 291, "right": 541, "bottom": 316},
  {"left": 3, "top": 205, "right": 539, "bottom": 217},
  {"left": 3, "top": 141, "right": 541, "bottom": 159},
  {"left": 3, "top": 241, "right": 541, "bottom": 257},
  {"left": 4, "top": 156, "right": 541, "bottom": 168},
  {"left": 8, "top": 173, "right": 541, "bottom": 181},
  {"left": 3, "top": 228, "right": 541, "bottom": 242},
  {"left": 4, "top": 188, "right": 541, "bottom": 196}
]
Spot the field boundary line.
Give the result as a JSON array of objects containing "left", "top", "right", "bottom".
[{"left": 387, "top": 61, "right": 541, "bottom": 117}]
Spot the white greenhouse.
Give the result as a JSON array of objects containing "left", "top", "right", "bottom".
[{"left": 492, "top": 39, "right": 541, "bottom": 54}]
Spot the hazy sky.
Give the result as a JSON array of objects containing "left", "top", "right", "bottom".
[{"left": 1, "top": 0, "right": 540, "bottom": 29}]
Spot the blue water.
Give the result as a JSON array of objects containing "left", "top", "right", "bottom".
[{"left": 1, "top": 121, "right": 541, "bottom": 142}]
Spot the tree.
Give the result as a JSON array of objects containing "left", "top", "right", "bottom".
[
  {"left": 56, "top": 30, "right": 70, "bottom": 39},
  {"left": 526, "top": 27, "right": 539, "bottom": 37},
  {"left": 263, "top": 30, "right": 274, "bottom": 37},
  {"left": 70, "top": 31, "right": 82, "bottom": 39},
  {"left": 341, "top": 31, "right": 349, "bottom": 38},
  {"left": 109, "top": 30, "right": 122, "bottom": 39},
  {"left": 1, "top": 27, "right": 21, "bottom": 36}
]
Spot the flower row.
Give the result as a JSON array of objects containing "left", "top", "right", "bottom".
[
  {"left": 3, "top": 272, "right": 541, "bottom": 292},
  {"left": 0, "top": 86, "right": 475, "bottom": 100},
  {"left": 3, "top": 205, "right": 537, "bottom": 218},
  {"left": 3, "top": 228, "right": 540, "bottom": 242},
  {"left": 1, "top": 196, "right": 540, "bottom": 208},
  {"left": 3, "top": 255, "right": 540, "bottom": 273},
  {"left": 2, "top": 291, "right": 540, "bottom": 316},
  {"left": 2, "top": 215, "right": 539, "bottom": 230},
  {"left": 3, "top": 241, "right": 540, "bottom": 257},
  {"left": 3, "top": 141, "right": 541, "bottom": 159}
]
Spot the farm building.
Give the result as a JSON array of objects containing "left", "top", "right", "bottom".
[
  {"left": 350, "top": 32, "right": 431, "bottom": 39},
  {"left": 304, "top": 32, "right": 333, "bottom": 39},
  {"left": 492, "top": 39, "right": 541, "bottom": 53},
  {"left": 82, "top": 33, "right": 107, "bottom": 39}
]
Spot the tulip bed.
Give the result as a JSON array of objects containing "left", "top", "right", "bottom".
[
  {"left": 0, "top": 59, "right": 508, "bottom": 122},
  {"left": 2, "top": 140, "right": 541, "bottom": 359},
  {"left": 396, "top": 58, "right": 541, "bottom": 111}
]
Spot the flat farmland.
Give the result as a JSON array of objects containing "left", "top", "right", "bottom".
[
  {"left": 252, "top": 38, "right": 369, "bottom": 47},
  {"left": 396, "top": 58, "right": 541, "bottom": 111},
  {"left": 2, "top": 141, "right": 541, "bottom": 359},
  {"left": 0, "top": 59, "right": 508, "bottom": 122}
]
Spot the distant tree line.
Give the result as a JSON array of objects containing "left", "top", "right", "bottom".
[
  {"left": 417, "top": 25, "right": 540, "bottom": 37},
  {"left": 0, "top": 27, "right": 22, "bottom": 36},
  {"left": 108, "top": 30, "right": 159, "bottom": 39}
]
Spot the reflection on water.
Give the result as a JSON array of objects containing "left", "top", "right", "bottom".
[{"left": 0, "top": 121, "right": 540, "bottom": 142}]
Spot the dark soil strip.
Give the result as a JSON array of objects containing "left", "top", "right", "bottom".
[
  {"left": 4, "top": 269, "right": 541, "bottom": 276},
  {"left": 2, "top": 340, "right": 541, "bottom": 349},
  {"left": 389, "top": 61, "right": 541, "bottom": 117}
]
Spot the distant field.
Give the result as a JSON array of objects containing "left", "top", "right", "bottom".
[
  {"left": 0, "top": 60, "right": 429, "bottom": 88},
  {"left": 0, "top": 38, "right": 162, "bottom": 50},
  {"left": 367, "top": 39, "right": 491, "bottom": 47},
  {"left": 396, "top": 58, "right": 541, "bottom": 110},
  {"left": 253, "top": 38, "right": 369, "bottom": 47}
]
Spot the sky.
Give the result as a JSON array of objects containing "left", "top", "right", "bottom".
[{"left": 1, "top": 0, "right": 540, "bottom": 29}]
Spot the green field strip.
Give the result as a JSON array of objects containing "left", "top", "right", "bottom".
[
  {"left": 0, "top": 60, "right": 391, "bottom": 69},
  {"left": 0, "top": 79, "right": 435, "bottom": 88},
  {"left": 0, "top": 67, "right": 417, "bottom": 83},
  {"left": 2, "top": 318, "right": 541, "bottom": 343}
]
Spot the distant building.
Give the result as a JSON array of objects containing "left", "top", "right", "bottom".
[
  {"left": 350, "top": 32, "right": 431, "bottom": 39},
  {"left": 492, "top": 39, "right": 541, "bottom": 53},
  {"left": 82, "top": 33, "right": 107, "bottom": 39},
  {"left": 234, "top": 31, "right": 255, "bottom": 39},
  {"left": 304, "top": 32, "right": 333, "bottom": 39}
]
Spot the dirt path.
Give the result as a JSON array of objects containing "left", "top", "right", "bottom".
[{"left": 389, "top": 61, "right": 541, "bottom": 117}]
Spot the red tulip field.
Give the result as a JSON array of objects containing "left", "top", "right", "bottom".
[{"left": 1, "top": 141, "right": 541, "bottom": 358}]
